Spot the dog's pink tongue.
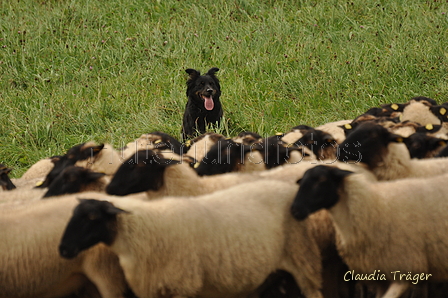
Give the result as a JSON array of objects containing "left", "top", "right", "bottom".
[{"left": 203, "top": 96, "right": 214, "bottom": 111}]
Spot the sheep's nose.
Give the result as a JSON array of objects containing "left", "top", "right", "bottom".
[{"left": 59, "top": 244, "right": 78, "bottom": 259}]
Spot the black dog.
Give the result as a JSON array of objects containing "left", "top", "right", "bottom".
[{"left": 182, "top": 67, "right": 223, "bottom": 141}]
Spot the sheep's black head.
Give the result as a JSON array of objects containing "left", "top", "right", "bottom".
[
  {"left": 291, "top": 165, "right": 353, "bottom": 221},
  {"left": 338, "top": 122, "right": 405, "bottom": 169},
  {"left": 106, "top": 150, "right": 180, "bottom": 196},
  {"left": 43, "top": 166, "right": 106, "bottom": 198},
  {"left": 37, "top": 142, "right": 105, "bottom": 189},
  {"left": 0, "top": 164, "right": 16, "bottom": 191},
  {"left": 59, "top": 198, "right": 128, "bottom": 259},
  {"left": 194, "top": 139, "right": 252, "bottom": 176},
  {"left": 296, "top": 129, "right": 337, "bottom": 160},
  {"left": 403, "top": 133, "right": 447, "bottom": 159},
  {"left": 251, "top": 136, "right": 308, "bottom": 169}
]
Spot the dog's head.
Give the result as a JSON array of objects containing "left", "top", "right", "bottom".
[{"left": 185, "top": 68, "right": 221, "bottom": 111}]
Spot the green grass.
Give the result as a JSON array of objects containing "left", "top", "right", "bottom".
[{"left": 1, "top": 0, "right": 447, "bottom": 177}]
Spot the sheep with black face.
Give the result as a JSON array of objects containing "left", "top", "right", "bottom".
[
  {"left": 61, "top": 180, "right": 324, "bottom": 298},
  {"left": 291, "top": 165, "right": 448, "bottom": 298}
]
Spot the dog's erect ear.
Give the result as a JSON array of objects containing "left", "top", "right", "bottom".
[
  {"left": 206, "top": 67, "right": 219, "bottom": 76},
  {"left": 186, "top": 68, "right": 200, "bottom": 79}
]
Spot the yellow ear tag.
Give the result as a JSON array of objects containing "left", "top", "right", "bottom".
[
  {"left": 35, "top": 180, "right": 44, "bottom": 187},
  {"left": 344, "top": 124, "right": 352, "bottom": 129},
  {"left": 194, "top": 162, "right": 200, "bottom": 168},
  {"left": 154, "top": 139, "right": 162, "bottom": 144},
  {"left": 425, "top": 124, "right": 434, "bottom": 130},
  {"left": 391, "top": 103, "right": 399, "bottom": 110},
  {"left": 185, "top": 140, "right": 191, "bottom": 146},
  {"left": 93, "top": 148, "right": 101, "bottom": 152},
  {"left": 440, "top": 107, "right": 447, "bottom": 115},
  {"left": 275, "top": 132, "right": 283, "bottom": 136}
]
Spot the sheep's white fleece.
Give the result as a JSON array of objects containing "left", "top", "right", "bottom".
[
  {"left": 102, "top": 180, "right": 323, "bottom": 298},
  {"left": 20, "top": 158, "right": 54, "bottom": 180},
  {"left": 0, "top": 187, "right": 47, "bottom": 208},
  {"left": 0, "top": 194, "right": 130, "bottom": 298},
  {"left": 328, "top": 170, "right": 448, "bottom": 297}
]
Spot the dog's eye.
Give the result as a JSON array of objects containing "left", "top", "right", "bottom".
[{"left": 200, "top": 81, "right": 205, "bottom": 86}]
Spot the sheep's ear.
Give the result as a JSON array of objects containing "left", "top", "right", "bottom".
[
  {"left": 186, "top": 68, "right": 200, "bottom": 78},
  {"left": 331, "top": 168, "right": 354, "bottom": 180},
  {"left": 0, "top": 167, "right": 11, "bottom": 175},
  {"left": 86, "top": 171, "right": 107, "bottom": 181},
  {"left": 91, "top": 144, "right": 105, "bottom": 153},
  {"left": 154, "top": 158, "right": 182, "bottom": 167},
  {"left": 206, "top": 67, "right": 219, "bottom": 76},
  {"left": 105, "top": 204, "right": 130, "bottom": 215},
  {"left": 51, "top": 156, "right": 62, "bottom": 164}
]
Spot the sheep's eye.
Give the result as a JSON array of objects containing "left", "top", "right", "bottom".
[{"left": 296, "top": 178, "right": 302, "bottom": 185}]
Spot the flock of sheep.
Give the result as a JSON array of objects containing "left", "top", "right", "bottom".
[{"left": 2, "top": 95, "right": 448, "bottom": 298}]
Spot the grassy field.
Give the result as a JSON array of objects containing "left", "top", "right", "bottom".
[{"left": 0, "top": 0, "right": 447, "bottom": 177}]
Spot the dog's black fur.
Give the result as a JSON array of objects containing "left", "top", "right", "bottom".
[{"left": 182, "top": 67, "right": 223, "bottom": 141}]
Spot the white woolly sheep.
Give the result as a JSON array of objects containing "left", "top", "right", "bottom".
[
  {"left": 0, "top": 194, "right": 134, "bottom": 298},
  {"left": 106, "top": 151, "right": 369, "bottom": 297},
  {"left": 61, "top": 180, "right": 324, "bottom": 298},
  {"left": 291, "top": 165, "right": 448, "bottom": 298}
]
